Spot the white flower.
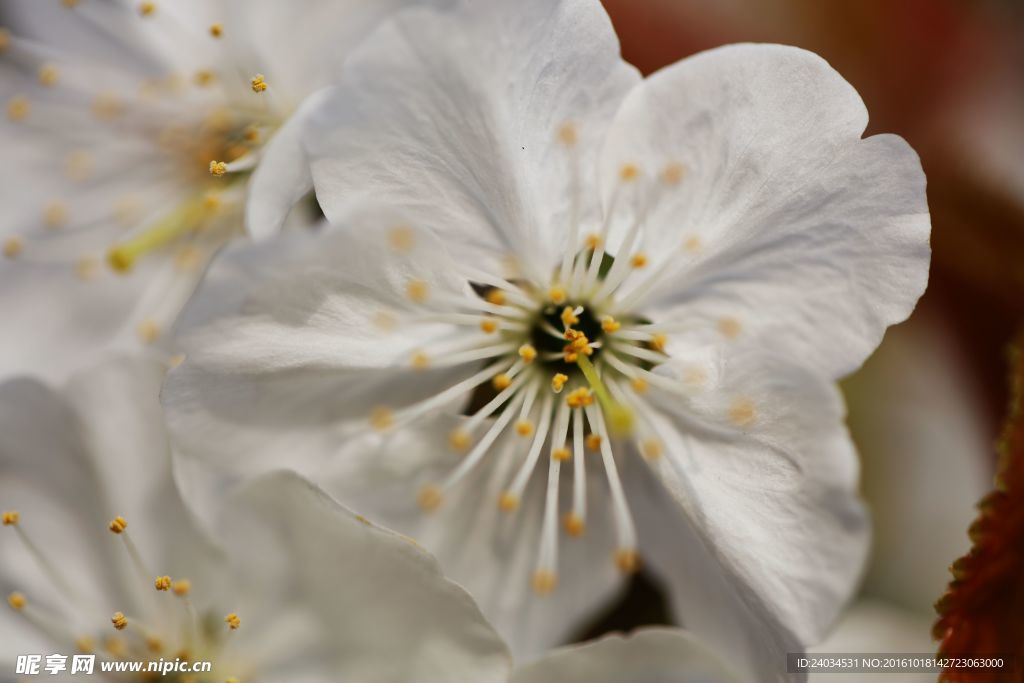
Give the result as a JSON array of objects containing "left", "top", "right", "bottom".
[
  {"left": 0, "top": 356, "right": 738, "bottom": 683},
  {"left": 0, "top": 0, "right": 430, "bottom": 383},
  {"left": 164, "top": 0, "right": 931, "bottom": 679}
]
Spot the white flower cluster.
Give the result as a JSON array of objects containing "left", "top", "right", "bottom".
[{"left": 0, "top": 1, "right": 931, "bottom": 682}]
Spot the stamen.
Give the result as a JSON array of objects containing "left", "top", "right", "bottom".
[
  {"left": 111, "top": 612, "right": 128, "bottom": 630},
  {"left": 2, "top": 510, "right": 18, "bottom": 525},
  {"left": 492, "top": 373, "right": 512, "bottom": 390},
  {"left": 108, "top": 195, "right": 210, "bottom": 273},
  {"left": 531, "top": 570, "right": 557, "bottom": 595},
  {"left": 250, "top": 74, "right": 268, "bottom": 93},
  {"left": 224, "top": 613, "right": 240, "bottom": 630},
  {"left": 585, "top": 434, "right": 602, "bottom": 451},
  {"left": 3, "top": 237, "right": 23, "bottom": 259},
  {"left": 567, "top": 408, "right": 588, "bottom": 535},
  {"left": 209, "top": 160, "right": 228, "bottom": 176},
  {"left": 406, "top": 279, "right": 429, "bottom": 303},
  {"left": 619, "top": 163, "right": 640, "bottom": 182},
  {"left": 138, "top": 2, "right": 156, "bottom": 16},
  {"left": 660, "top": 161, "right": 686, "bottom": 185},
  {"left": 551, "top": 373, "right": 568, "bottom": 393},
  {"left": 548, "top": 287, "right": 567, "bottom": 305},
  {"left": 209, "top": 23, "right": 223, "bottom": 37},
  {"left": 518, "top": 344, "right": 537, "bottom": 363},
  {"left": 485, "top": 289, "right": 506, "bottom": 306},
  {"left": 503, "top": 392, "right": 555, "bottom": 502},
  {"left": 154, "top": 576, "right": 172, "bottom": 591},
  {"left": 0, "top": 28, "right": 9, "bottom": 52},
  {"left": 479, "top": 317, "right": 498, "bottom": 334},
  {"left": 448, "top": 429, "right": 471, "bottom": 452},
  {"left": 7, "top": 95, "right": 30, "bottom": 122},
  {"left": 584, "top": 405, "right": 638, "bottom": 567},
  {"left": 630, "top": 253, "right": 648, "bottom": 268},
  {"left": 38, "top": 64, "right": 60, "bottom": 87},
  {"left": 557, "top": 122, "right": 577, "bottom": 147},
  {"left": 439, "top": 387, "right": 527, "bottom": 491},
  {"left": 728, "top": 397, "right": 757, "bottom": 427},
  {"left": 601, "top": 316, "right": 621, "bottom": 333},
  {"left": 370, "top": 406, "right": 394, "bottom": 431},
  {"left": 498, "top": 491, "right": 519, "bottom": 512},
  {"left": 417, "top": 485, "right": 443, "bottom": 512},
  {"left": 718, "top": 317, "right": 742, "bottom": 339},
  {"left": 7, "top": 592, "right": 26, "bottom": 610}
]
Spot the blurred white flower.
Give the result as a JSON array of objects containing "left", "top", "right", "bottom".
[
  {"left": 0, "top": 356, "right": 739, "bottom": 683},
  {"left": 163, "top": 1, "right": 931, "bottom": 679},
  {"left": 0, "top": 0, "right": 432, "bottom": 382}
]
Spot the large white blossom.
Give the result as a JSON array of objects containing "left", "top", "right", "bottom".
[
  {"left": 163, "top": 0, "right": 931, "bottom": 679},
  {"left": 0, "top": 0, "right": 431, "bottom": 383},
  {"left": 0, "top": 356, "right": 736, "bottom": 683}
]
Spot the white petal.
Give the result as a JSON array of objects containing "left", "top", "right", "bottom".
[
  {"left": 245, "top": 90, "right": 330, "bottom": 240},
  {"left": 303, "top": 0, "right": 639, "bottom": 272},
  {"left": 222, "top": 471, "right": 511, "bottom": 683},
  {"left": 600, "top": 43, "right": 930, "bottom": 378},
  {"left": 321, "top": 417, "right": 625, "bottom": 659},
  {"left": 622, "top": 352, "right": 869, "bottom": 682},
  {"left": 511, "top": 628, "right": 741, "bottom": 683},
  {"left": 164, "top": 212, "right": 474, "bottom": 469}
]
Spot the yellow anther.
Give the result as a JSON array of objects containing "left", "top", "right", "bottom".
[
  {"left": 1, "top": 510, "right": 19, "bottom": 526},
  {"left": 584, "top": 434, "right": 602, "bottom": 451},
  {"left": 479, "top": 317, "right": 498, "bottom": 334},
  {"left": 3, "top": 237, "right": 23, "bottom": 259},
  {"left": 498, "top": 492, "right": 519, "bottom": 512},
  {"left": 373, "top": 310, "right": 397, "bottom": 332},
  {"left": 154, "top": 576, "right": 171, "bottom": 591},
  {"left": 250, "top": 74, "right": 267, "bottom": 93},
  {"left": 584, "top": 233, "right": 602, "bottom": 250},
  {"left": 557, "top": 122, "right": 577, "bottom": 147},
  {"left": 137, "top": 320, "right": 161, "bottom": 345},
  {"left": 630, "top": 253, "right": 648, "bottom": 268},
  {"left": 38, "top": 64, "right": 60, "bottom": 87},
  {"left": 171, "top": 579, "right": 191, "bottom": 596},
  {"left": 492, "top": 373, "right": 512, "bottom": 390},
  {"left": 7, "top": 592, "right": 26, "bottom": 610},
  {"left": 76, "top": 637, "right": 94, "bottom": 654},
  {"left": 105, "top": 637, "right": 126, "bottom": 657},
  {"left": 7, "top": 96, "right": 30, "bottom": 122},
  {"left": 111, "top": 612, "right": 128, "bottom": 630},
  {"left": 138, "top": 2, "right": 155, "bottom": 16},
  {"left": 640, "top": 439, "right": 663, "bottom": 460},
  {"left": 209, "top": 160, "right": 227, "bottom": 176},
  {"left": 619, "top": 163, "right": 640, "bottom": 182},
  {"left": 417, "top": 485, "right": 443, "bottom": 512},
  {"left": 174, "top": 650, "right": 190, "bottom": 662},
  {"left": 515, "top": 420, "right": 534, "bottom": 437},
  {"left": 194, "top": 70, "right": 216, "bottom": 87},
  {"left": 369, "top": 406, "right": 393, "bottom": 432},
  {"left": 548, "top": 286, "right": 567, "bottom": 305},
  {"left": 387, "top": 225, "right": 415, "bottom": 252},
  {"left": 224, "top": 613, "right": 240, "bottom": 630},
  {"left": 243, "top": 125, "right": 260, "bottom": 143},
  {"left": 551, "top": 447, "right": 571, "bottom": 461},
  {"left": 405, "top": 279, "right": 429, "bottom": 303},
  {"left": 650, "top": 334, "right": 668, "bottom": 352},
  {"left": 728, "top": 397, "right": 757, "bottom": 427},
  {"left": 600, "top": 315, "right": 621, "bottom": 333},
  {"left": 566, "top": 387, "right": 594, "bottom": 408},
  {"left": 518, "top": 344, "right": 537, "bottom": 363},
  {"left": 630, "top": 377, "right": 649, "bottom": 394},
  {"left": 661, "top": 161, "right": 686, "bottom": 185},
  {"left": 0, "top": 28, "right": 10, "bottom": 53},
  {"left": 531, "top": 570, "right": 557, "bottom": 595},
  {"left": 551, "top": 373, "right": 569, "bottom": 393},
  {"left": 560, "top": 306, "right": 579, "bottom": 328},
  {"left": 145, "top": 636, "right": 163, "bottom": 653},
  {"left": 108, "top": 516, "right": 128, "bottom": 534},
  {"left": 563, "top": 513, "right": 585, "bottom": 537},
  {"left": 202, "top": 192, "right": 222, "bottom": 211},
  {"left": 718, "top": 317, "right": 742, "bottom": 339},
  {"left": 448, "top": 429, "right": 471, "bottom": 452},
  {"left": 485, "top": 288, "right": 506, "bottom": 306},
  {"left": 410, "top": 351, "right": 430, "bottom": 370},
  {"left": 209, "top": 23, "right": 223, "bottom": 37},
  {"left": 44, "top": 201, "right": 68, "bottom": 228},
  {"left": 683, "top": 235, "right": 702, "bottom": 253},
  {"left": 614, "top": 548, "right": 641, "bottom": 574},
  {"left": 107, "top": 246, "right": 134, "bottom": 273}
]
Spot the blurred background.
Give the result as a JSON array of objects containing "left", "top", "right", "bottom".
[{"left": 587, "top": 0, "right": 1024, "bottom": 675}]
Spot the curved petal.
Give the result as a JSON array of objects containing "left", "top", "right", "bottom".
[
  {"left": 599, "top": 43, "right": 930, "bottom": 378},
  {"left": 245, "top": 90, "right": 330, "bottom": 240},
  {"left": 164, "top": 210, "right": 477, "bottom": 469},
  {"left": 223, "top": 471, "right": 511, "bottom": 683},
  {"left": 511, "top": 628, "right": 741, "bottom": 683},
  {"left": 621, "top": 352, "right": 869, "bottom": 682},
  {"left": 320, "top": 416, "right": 625, "bottom": 660},
  {"left": 304, "top": 0, "right": 640, "bottom": 273}
]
